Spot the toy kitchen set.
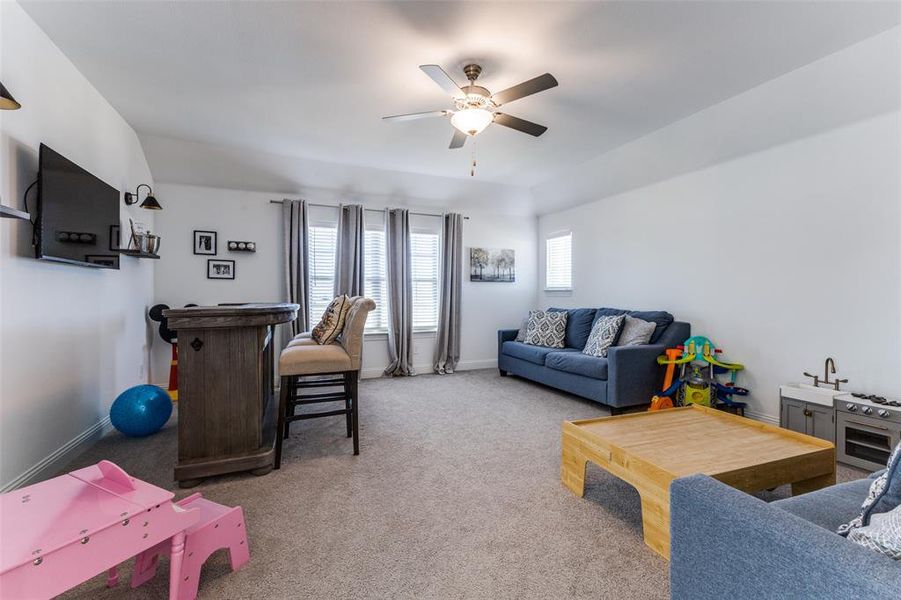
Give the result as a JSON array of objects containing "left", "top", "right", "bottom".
[{"left": 780, "top": 358, "right": 901, "bottom": 471}]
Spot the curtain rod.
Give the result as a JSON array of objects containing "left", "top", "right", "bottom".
[{"left": 267, "top": 199, "right": 468, "bottom": 220}]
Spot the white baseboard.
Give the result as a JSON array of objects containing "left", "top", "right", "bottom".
[
  {"left": 1, "top": 416, "right": 113, "bottom": 493},
  {"left": 745, "top": 409, "right": 779, "bottom": 425}
]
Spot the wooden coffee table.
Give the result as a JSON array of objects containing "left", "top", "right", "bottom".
[{"left": 561, "top": 405, "right": 835, "bottom": 559}]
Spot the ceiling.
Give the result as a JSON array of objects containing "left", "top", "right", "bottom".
[{"left": 19, "top": 1, "right": 901, "bottom": 193}]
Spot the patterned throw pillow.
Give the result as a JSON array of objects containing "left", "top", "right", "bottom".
[
  {"left": 514, "top": 317, "right": 529, "bottom": 342},
  {"left": 848, "top": 503, "right": 901, "bottom": 560},
  {"left": 839, "top": 441, "right": 901, "bottom": 536},
  {"left": 311, "top": 295, "right": 351, "bottom": 345},
  {"left": 615, "top": 315, "right": 657, "bottom": 347},
  {"left": 523, "top": 310, "right": 567, "bottom": 348},
  {"left": 583, "top": 314, "right": 626, "bottom": 357}
]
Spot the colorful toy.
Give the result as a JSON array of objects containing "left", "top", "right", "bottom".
[
  {"left": 149, "top": 303, "right": 197, "bottom": 401},
  {"left": 653, "top": 336, "right": 749, "bottom": 413},
  {"left": 0, "top": 460, "right": 248, "bottom": 600},
  {"left": 110, "top": 384, "right": 173, "bottom": 437}
]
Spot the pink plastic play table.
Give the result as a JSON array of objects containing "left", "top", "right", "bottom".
[{"left": 0, "top": 461, "right": 199, "bottom": 599}]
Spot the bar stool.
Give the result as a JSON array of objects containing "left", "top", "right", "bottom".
[{"left": 274, "top": 296, "right": 374, "bottom": 468}]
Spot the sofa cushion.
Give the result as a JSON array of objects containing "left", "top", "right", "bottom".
[
  {"left": 523, "top": 310, "right": 568, "bottom": 348},
  {"left": 594, "top": 308, "right": 675, "bottom": 344},
  {"left": 548, "top": 308, "right": 597, "bottom": 350},
  {"left": 501, "top": 341, "right": 577, "bottom": 365},
  {"left": 546, "top": 351, "right": 609, "bottom": 380},
  {"left": 774, "top": 478, "right": 873, "bottom": 532}
]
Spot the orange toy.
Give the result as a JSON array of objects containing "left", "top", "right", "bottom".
[{"left": 649, "top": 347, "right": 682, "bottom": 411}]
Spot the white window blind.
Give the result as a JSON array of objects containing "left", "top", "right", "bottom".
[
  {"left": 546, "top": 232, "right": 572, "bottom": 290},
  {"left": 308, "top": 225, "right": 337, "bottom": 322},
  {"left": 410, "top": 232, "right": 440, "bottom": 331},
  {"left": 363, "top": 228, "right": 389, "bottom": 332}
]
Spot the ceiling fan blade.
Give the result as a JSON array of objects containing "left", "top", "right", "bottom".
[
  {"left": 382, "top": 110, "right": 449, "bottom": 122},
  {"left": 420, "top": 64, "right": 464, "bottom": 97},
  {"left": 491, "top": 73, "right": 558, "bottom": 106},
  {"left": 449, "top": 129, "right": 467, "bottom": 149},
  {"left": 493, "top": 113, "right": 548, "bottom": 137}
]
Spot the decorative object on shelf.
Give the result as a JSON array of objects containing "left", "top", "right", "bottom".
[
  {"left": 126, "top": 218, "right": 160, "bottom": 256},
  {"left": 470, "top": 247, "right": 515, "bottom": 282},
  {"left": 56, "top": 231, "right": 97, "bottom": 244},
  {"left": 110, "top": 385, "right": 173, "bottom": 438},
  {"left": 193, "top": 230, "right": 217, "bottom": 255},
  {"left": 123, "top": 183, "right": 162, "bottom": 210},
  {"left": 0, "top": 81, "right": 21, "bottom": 110},
  {"left": 227, "top": 240, "right": 256, "bottom": 252},
  {"left": 207, "top": 259, "right": 235, "bottom": 280}
]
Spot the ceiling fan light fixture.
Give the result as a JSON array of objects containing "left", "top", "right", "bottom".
[{"left": 451, "top": 108, "right": 493, "bottom": 137}]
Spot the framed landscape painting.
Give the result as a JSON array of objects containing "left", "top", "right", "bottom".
[{"left": 470, "top": 248, "right": 515, "bottom": 282}]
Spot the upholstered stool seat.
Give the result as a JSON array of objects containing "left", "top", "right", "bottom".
[{"left": 275, "top": 296, "right": 374, "bottom": 468}]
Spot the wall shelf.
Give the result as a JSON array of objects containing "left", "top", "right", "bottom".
[
  {"left": 0, "top": 204, "right": 31, "bottom": 221},
  {"left": 118, "top": 249, "right": 160, "bottom": 259}
]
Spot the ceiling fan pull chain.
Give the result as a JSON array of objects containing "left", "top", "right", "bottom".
[{"left": 471, "top": 138, "right": 477, "bottom": 177}]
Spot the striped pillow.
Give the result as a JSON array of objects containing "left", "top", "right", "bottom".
[{"left": 312, "top": 295, "right": 351, "bottom": 345}]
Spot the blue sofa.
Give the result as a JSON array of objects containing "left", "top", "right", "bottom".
[
  {"left": 671, "top": 474, "right": 901, "bottom": 599},
  {"left": 497, "top": 308, "right": 690, "bottom": 411}
]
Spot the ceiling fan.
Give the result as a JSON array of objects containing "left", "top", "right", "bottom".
[{"left": 383, "top": 63, "right": 558, "bottom": 149}]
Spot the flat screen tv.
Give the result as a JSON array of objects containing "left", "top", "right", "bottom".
[{"left": 36, "top": 143, "right": 121, "bottom": 269}]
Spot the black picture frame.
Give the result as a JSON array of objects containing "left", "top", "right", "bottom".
[
  {"left": 207, "top": 259, "right": 235, "bottom": 280},
  {"left": 109, "top": 224, "right": 121, "bottom": 251},
  {"left": 193, "top": 230, "right": 217, "bottom": 255}
]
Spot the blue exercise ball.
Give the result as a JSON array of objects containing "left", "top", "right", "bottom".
[{"left": 110, "top": 385, "right": 173, "bottom": 437}]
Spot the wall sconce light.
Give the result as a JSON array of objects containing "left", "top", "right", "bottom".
[
  {"left": 124, "top": 184, "right": 162, "bottom": 210},
  {"left": 0, "top": 81, "right": 22, "bottom": 110}
]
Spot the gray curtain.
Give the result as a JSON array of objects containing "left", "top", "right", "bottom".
[
  {"left": 335, "top": 204, "right": 365, "bottom": 296},
  {"left": 435, "top": 213, "right": 463, "bottom": 374},
  {"left": 384, "top": 208, "right": 413, "bottom": 376},
  {"left": 282, "top": 199, "right": 310, "bottom": 336}
]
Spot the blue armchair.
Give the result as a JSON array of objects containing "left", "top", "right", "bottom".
[{"left": 497, "top": 307, "right": 690, "bottom": 411}]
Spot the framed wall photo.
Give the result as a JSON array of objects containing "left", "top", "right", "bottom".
[
  {"left": 193, "top": 230, "right": 217, "bottom": 255},
  {"left": 207, "top": 259, "right": 235, "bottom": 280},
  {"left": 470, "top": 247, "right": 515, "bottom": 282},
  {"left": 109, "top": 224, "right": 121, "bottom": 251}
]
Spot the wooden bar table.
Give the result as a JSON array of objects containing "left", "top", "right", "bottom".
[{"left": 163, "top": 303, "right": 298, "bottom": 487}]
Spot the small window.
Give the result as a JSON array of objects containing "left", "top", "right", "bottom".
[
  {"left": 363, "top": 227, "right": 389, "bottom": 332},
  {"left": 307, "top": 224, "right": 337, "bottom": 321},
  {"left": 545, "top": 232, "right": 572, "bottom": 291},
  {"left": 410, "top": 232, "right": 440, "bottom": 331}
]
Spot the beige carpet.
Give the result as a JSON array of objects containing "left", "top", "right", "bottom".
[{"left": 58, "top": 370, "right": 865, "bottom": 599}]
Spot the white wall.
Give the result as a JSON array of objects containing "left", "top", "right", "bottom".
[
  {"left": 0, "top": 1, "right": 155, "bottom": 489},
  {"left": 150, "top": 183, "right": 536, "bottom": 382},
  {"left": 538, "top": 111, "right": 900, "bottom": 422}
]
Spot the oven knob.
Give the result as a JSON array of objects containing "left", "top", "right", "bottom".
[
  {"left": 846, "top": 403, "right": 857, "bottom": 412},
  {"left": 878, "top": 409, "right": 890, "bottom": 418},
  {"left": 862, "top": 406, "right": 873, "bottom": 415}
]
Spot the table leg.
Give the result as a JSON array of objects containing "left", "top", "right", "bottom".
[
  {"left": 561, "top": 433, "right": 588, "bottom": 497},
  {"left": 168, "top": 531, "right": 186, "bottom": 600},
  {"left": 106, "top": 565, "right": 119, "bottom": 587},
  {"left": 792, "top": 470, "right": 836, "bottom": 496},
  {"left": 639, "top": 492, "right": 671, "bottom": 560}
]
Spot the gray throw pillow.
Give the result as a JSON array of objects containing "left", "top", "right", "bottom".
[
  {"left": 615, "top": 315, "right": 657, "bottom": 346},
  {"left": 582, "top": 314, "right": 626, "bottom": 358},
  {"left": 523, "top": 310, "right": 567, "bottom": 348},
  {"left": 839, "top": 441, "right": 901, "bottom": 536},
  {"left": 848, "top": 503, "right": 901, "bottom": 560},
  {"left": 514, "top": 317, "right": 528, "bottom": 342}
]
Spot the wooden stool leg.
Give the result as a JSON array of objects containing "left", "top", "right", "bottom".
[
  {"left": 344, "top": 372, "right": 352, "bottom": 438},
  {"left": 350, "top": 371, "right": 360, "bottom": 455},
  {"left": 274, "top": 375, "right": 290, "bottom": 470}
]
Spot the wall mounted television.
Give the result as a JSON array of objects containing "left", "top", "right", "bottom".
[{"left": 36, "top": 143, "right": 121, "bottom": 269}]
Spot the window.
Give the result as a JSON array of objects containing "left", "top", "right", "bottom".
[
  {"left": 410, "top": 232, "right": 440, "bottom": 331},
  {"left": 545, "top": 232, "right": 572, "bottom": 290},
  {"left": 307, "top": 224, "right": 337, "bottom": 321},
  {"left": 363, "top": 227, "right": 389, "bottom": 332}
]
